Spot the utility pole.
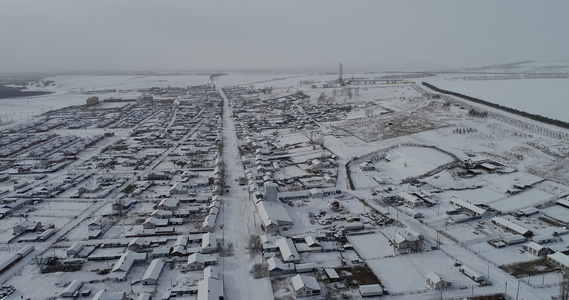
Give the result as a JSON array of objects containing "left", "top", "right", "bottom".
[{"left": 516, "top": 280, "right": 520, "bottom": 300}]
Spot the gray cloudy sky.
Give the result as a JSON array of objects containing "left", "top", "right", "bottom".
[{"left": 1, "top": 0, "right": 568, "bottom": 73}]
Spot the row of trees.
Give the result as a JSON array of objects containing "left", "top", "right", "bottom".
[{"left": 422, "top": 82, "right": 569, "bottom": 130}]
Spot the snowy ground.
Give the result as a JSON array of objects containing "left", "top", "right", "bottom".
[{"left": 0, "top": 68, "right": 568, "bottom": 299}]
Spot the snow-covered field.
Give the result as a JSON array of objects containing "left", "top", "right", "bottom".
[
  {"left": 0, "top": 69, "right": 568, "bottom": 299},
  {"left": 426, "top": 76, "right": 569, "bottom": 123}
]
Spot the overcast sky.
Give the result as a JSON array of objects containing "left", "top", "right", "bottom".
[{"left": 1, "top": 0, "right": 568, "bottom": 74}]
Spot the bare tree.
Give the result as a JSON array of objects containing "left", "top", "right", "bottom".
[{"left": 561, "top": 274, "right": 569, "bottom": 300}]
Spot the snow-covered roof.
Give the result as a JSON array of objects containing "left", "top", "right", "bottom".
[
  {"left": 524, "top": 241, "right": 544, "bottom": 252},
  {"left": 142, "top": 258, "right": 164, "bottom": 282},
  {"left": 66, "top": 242, "right": 84, "bottom": 254},
  {"left": 111, "top": 251, "right": 146, "bottom": 273},
  {"left": 426, "top": 271, "right": 445, "bottom": 284},
  {"left": 359, "top": 284, "right": 383, "bottom": 296},
  {"left": 201, "top": 232, "right": 216, "bottom": 250},
  {"left": 256, "top": 200, "right": 293, "bottom": 226},
  {"left": 491, "top": 217, "right": 531, "bottom": 236},
  {"left": 92, "top": 290, "right": 125, "bottom": 300},
  {"left": 449, "top": 196, "right": 488, "bottom": 216},
  {"left": 325, "top": 268, "right": 340, "bottom": 279},
  {"left": 197, "top": 277, "right": 223, "bottom": 300},
  {"left": 291, "top": 274, "right": 320, "bottom": 291},
  {"left": 548, "top": 252, "right": 569, "bottom": 268},
  {"left": 277, "top": 238, "right": 300, "bottom": 263},
  {"left": 204, "top": 265, "right": 219, "bottom": 279}
]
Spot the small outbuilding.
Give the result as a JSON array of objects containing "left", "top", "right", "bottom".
[{"left": 359, "top": 284, "right": 383, "bottom": 297}]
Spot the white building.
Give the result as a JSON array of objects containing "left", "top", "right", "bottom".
[
  {"left": 264, "top": 182, "right": 278, "bottom": 202},
  {"left": 142, "top": 258, "right": 165, "bottom": 285},
  {"left": 291, "top": 274, "right": 321, "bottom": 298}
]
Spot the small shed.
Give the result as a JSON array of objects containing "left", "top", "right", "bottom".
[
  {"left": 66, "top": 242, "right": 84, "bottom": 257},
  {"left": 359, "top": 284, "right": 383, "bottom": 297},
  {"left": 324, "top": 269, "right": 340, "bottom": 282},
  {"left": 502, "top": 235, "right": 526, "bottom": 245}
]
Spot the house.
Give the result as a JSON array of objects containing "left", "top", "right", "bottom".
[
  {"left": 359, "top": 161, "right": 375, "bottom": 171},
  {"left": 152, "top": 247, "right": 171, "bottom": 258},
  {"left": 201, "top": 232, "right": 217, "bottom": 254},
  {"left": 523, "top": 242, "right": 549, "bottom": 256},
  {"left": 142, "top": 258, "right": 165, "bottom": 285},
  {"left": 426, "top": 272, "right": 451, "bottom": 289},
  {"left": 127, "top": 238, "right": 151, "bottom": 252},
  {"left": 266, "top": 257, "right": 295, "bottom": 276},
  {"left": 548, "top": 252, "right": 569, "bottom": 271},
  {"left": 502, "top": 235, "right": 526, "bottom": 245},
  {"left": 143, "top": 217, "right": 169, "bottom": 229},
  {"left": 111, "top": 251, "right": 147, "bottom": 275},
  {"left": 277, "top": 238, "right": 300, "bottom": 263},
  {"left": 398, "top": 192, "right": 423, "bottom": 208},
  {"left": 291, "top": 274, "right": 321, "bottom": 298},
  {"left": 137, "top": 293, "right": 152, "bottom": 300},
  {"left": 204, "top": 265, "right": 219, "bottom": 279},
  {"left": 256, "top": 201, "right": 293, "bottom": 233},
  {"left": 186, "top": 253, "right": 218, "bottom": 271},
  {"left": 515, "top": 207, "right": 539, "bottom": 217},
  {"left": 448, "top": 197, "right": 489, "bottom": 217},
  {"left": 88, "top": 218, "right": 105, "bottom": 231},
  {"left": 393, "top": 233, "right": 420, "bottom": 251},
  {"left": 491, "top": 217, "right": 532, "bottom": 237},
  {"left": 151, "top": 209, "right": 173, "bottom": 219},
  {"left": 197, "top": 277, "right": 224, "bottom": 300},
  {"left": 61, "top": 279, "right": 83, "bottom": 298},
  {"left": 201, "top": 214, "right": 217, "bottom": 233},
  {"left": 13, "top": 220, "right": 42, "bottom": 235},
  {"left": 112, "top": 200, "right": 136, "bottom": 215},
  {"left": 158, "top": 198, "right": 179, "bottom": 211},
  {"left": 532, "top": 234, "right": 555, "bottom": 244},
  {"left": 309, "top": 188, "right": 323, "bottom": 198},
  {"left": 92, "top": 290, "right": 126, "bottom": 300},
  {"left": 79, "top": 183, "right": 101, "bottom": 194},
  {"left": 66, "top": 242, "right": 84, "bottom": 257},
  {"left": 295, "top": 262, "right": 318, "bottom": 273}
]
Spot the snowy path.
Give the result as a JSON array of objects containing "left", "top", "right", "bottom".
[{"left": 216, "top": 84, "right": 273, "bottom": 300}]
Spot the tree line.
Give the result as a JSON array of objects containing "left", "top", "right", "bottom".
[{"left": 422, "top": 82, "right": 569, "bottom": 130}]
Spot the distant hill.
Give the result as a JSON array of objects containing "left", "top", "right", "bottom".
[{"left": 0, "top": 85, "right": 51, "bottom": 99}]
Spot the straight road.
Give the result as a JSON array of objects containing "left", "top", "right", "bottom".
[{"left": 216, "top": 84, "right": 273, "bottom": 299}]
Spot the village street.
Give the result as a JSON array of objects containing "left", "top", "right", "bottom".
[{"left": 216, "top": 83, "right": 273, "bottom": 299}]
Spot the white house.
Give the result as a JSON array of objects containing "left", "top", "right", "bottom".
[
  {"left": 548, "top": 252, "right": 569, "bottom": 271},
  {"left": 291, "top": 274, "right": 321, "bottom": 298},
  {"left": 187, "top": 253, "right": 218, "bottom": 271},
  {"left": 266, "top": 257, "right": 295, "bottom": 276},
  {"left": 88, "top": 218, "right": 105, "bottom": 231},
  {"left": 142, "top": 258, "right": 165, "bottom": 285},
  {"left": 66, "top": 242, "right": 84, "bottom": 257},
  {"left": 61, "top": 279, "right": 83, "bottom": 298},
  {"left": 426, "top": 272, "right": 451, "bottom": 289},
  {"left": 523, "top": 242, "right": 549, "bottom": 256},
  {"left": 201, "top": 232, "right": 217, "bottom": 254},
  {"left": 277, "top": 238, "right": 300, "bottom": 263}
]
